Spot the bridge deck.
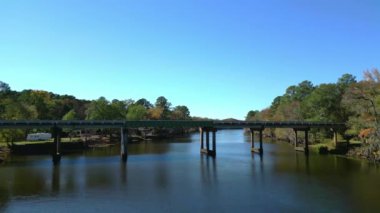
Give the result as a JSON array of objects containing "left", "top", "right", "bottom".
[{"left": 0, "top": 120, "right": 346, "bottom": 129}]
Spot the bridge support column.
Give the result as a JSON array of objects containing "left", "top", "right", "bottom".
[
  {"left": 333, "top": 130, "right": 338, "bottom": 146},
  {"left": 200, "top": 128, "right": 216, "bottom": 157},
  {"left": 294, "top": 128, "right": 310, "bottom": 155},
  {"left": 199, "top": 127, "right": 204, "bottom": 151},
  {"left": 206, "top": 130, "right": 210, "bottom": 152},
  {"left": 52, "top": 126, "right": 62, "bottom": 165},
  {"left": 250, "top": 128, "right": 255, "bottom": 151},
  {"left": 211, "top": 129, "right": 217, "bottom": 157},
  {"left": 250, "top": 127, "right": 264, "bottom": 154},
  {"left": 121, "top": 128, "right": 128, "bottom": 162},
  {"left": 259, "top": 129, "right": 263, "bottom": 154},
  {"left": 304, "top": 129, "right": 309, "bottom": 155},
  {"left": 201, "top": 128, "right": 209, "bottom": 154}
]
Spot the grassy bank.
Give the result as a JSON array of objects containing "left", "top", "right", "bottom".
[{"left": 309, "top": 139, "right": 362, "bottom": 154}]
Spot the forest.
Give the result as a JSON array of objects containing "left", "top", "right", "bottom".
[
  {"left": 246, "top": 68, "right": 380, "bottom": 161},
  {"left": 0, "top": 82, "right": 191, "bottom": 142}
]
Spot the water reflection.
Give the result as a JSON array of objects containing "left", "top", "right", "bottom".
[
  {"left": 155, "top": 161, "right": 169, "bottom": 189},
  {"left": 295, "top": 152, "right": 310, "bottom": 175},
  {"left": 120, "top": 162, "right": 127, "bottom": 185},
  {"left": 1, "top": 130, "right": 380, "bottom": 212},
  {"left": 52, "top": 165, "right": 60, "bottom": 194},
  {"left": 200, "top": 155, "right": 218, "bottom": 186}
]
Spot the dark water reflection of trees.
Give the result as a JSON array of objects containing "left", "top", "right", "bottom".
[{"left": 1, "top": 131, "right": 380, "bottom": 212}]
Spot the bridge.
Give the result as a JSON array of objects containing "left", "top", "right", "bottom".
[{"left": 0, "top": 120, "right": 346, "bottom": 164}]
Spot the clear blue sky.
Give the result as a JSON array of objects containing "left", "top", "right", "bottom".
[{"left": 1, "top": 0, "right": 379, "bottom": 119}]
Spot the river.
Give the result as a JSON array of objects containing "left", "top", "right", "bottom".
[{"left": 0, "top": 129, "right": 379, "bottom": 212}]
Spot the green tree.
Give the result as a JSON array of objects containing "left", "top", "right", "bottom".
[
  {"left": 154, "top": 96, "right": 172, "bottom": 119},
  {"left": 109, "top": 99, "right": 129, "bottom": 120},
  {"left": 270, "top": 96, "right": 282, "bottom": 112},
  {"left": 18, "top": 90, "right": 56, "bottom": 119},
  {"left": 337, "top": 73, "right": 357, "bottom": 91},
  {"left": 135, "top": 98, "right": 153, "bottom": 109},
  {"left": 246, "top": 110, "right": 259, "bottom": 121},
  {"left": 171, "top": 105, "right": 190, "bottom": 120},
  {"left": 0, "top": 81, "right": 10, "bottom": 93},
  {"left": 155, "top": 96, "right": 171, "bottom": 109},
  {"left": 62, "top": 109, "right": 78, "bottom": 141},
  {"left": 85, "top": 97, "right": 112, "bottom": 120},
  {"left": 126, "top": 104, "right": 147, "bottom": 120},
  {"left": 0, "top": 97, "right": 37, "bottom": 143},
  {"left": 302, "top": 84, "right": 341, "bottom": 122},
  {"left": 62, "top": 109, "right": 77, "bottom": 120}
]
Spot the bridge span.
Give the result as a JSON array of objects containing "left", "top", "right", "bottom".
[{"left": 0, "top": 120, "right": 346, "bottom": 164}]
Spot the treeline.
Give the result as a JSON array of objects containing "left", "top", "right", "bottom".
[
  {"left": 0, "top": 81, "right": 191, "bottom": 141},
  {"left": 246, "top": 68, "right": 380, "bottom": 142}
]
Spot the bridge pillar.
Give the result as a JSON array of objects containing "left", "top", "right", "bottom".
[
  {"left": 250, "top": 128, "right": 255, "bottom": 151},
  {"left": 211, "top": 129, "right": 217, "bottom": 157},
  {"left": 199, "top": 127, "right": 204, "bottom": 151},
  {"left": 294, "top": 128, "right": 309, "bottom": 155},
  {"left": 259, "top": 129, "right": 263, "bottom": 154},
  {"left": 201, "top": 128, "right": 209, "bottom": 154},
  {"left": 121, "top": 128, "right": 128, "bottom": 162},
  {"left": 294, "top": 129, "right": 298, "bottom": 148},
  {"left": 304, "top": 129, "right": 309, "bottom": 155},
  {"left": 206, "top": 129, "right": 210, "bottom": 152},
  {"left": 200, "top": 128, "right": 216, "bottom": 157},
  {"left": 250, "top": 128, "right": 264, "bottom": 154},
  {"left": 333, "top": 130, "right": 338, "bottom": 146},
  {"left": 52, "top": 126, "right": 62, "bottom": 165}
]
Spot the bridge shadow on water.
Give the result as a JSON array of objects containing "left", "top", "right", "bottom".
[
  {"left": 200, "top": 155, "right": 218, "bottom": 186},
  {"left": 295, "top": 152, "right": 310, "bottom": 175}
]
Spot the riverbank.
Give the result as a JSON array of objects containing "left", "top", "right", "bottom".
[
  {"left": 8, "top": 141, "right": 89, "bottom": 155},
  {"left": 268, "top": 134, "right": 365, "bottom": 158}
]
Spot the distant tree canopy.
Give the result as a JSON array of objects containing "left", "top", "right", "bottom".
[
  {"left": 246, "top": 70, "right": 379, "bottom": 137},
  {"left": 62, "top": 109, "right": 77, "bottom": 120},
  {"left": 0, "top": 84, "right": 192, "bottom": 141},
  {"left": 135, "top": 98, "right": 153, "bottom": 109},
  {"left": 0, "top": 85, "right": 191, "bottom": 122},
  {"left": 0, "top": 81, "right": 10, "bottom": 93},
  {"left": 172, "top": 105, "right": 190, "bottom": 120},
  {"left": 126, "top": 104, "right": 147, "bottom": 120}
]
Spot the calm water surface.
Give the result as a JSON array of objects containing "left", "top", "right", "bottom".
[{"left": 1, "top": 130, "right": 380, "bottom": 212}]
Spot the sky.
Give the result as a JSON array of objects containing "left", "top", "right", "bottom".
[{"left": 0, "top": 0, "right": 379, "bottom": 119}]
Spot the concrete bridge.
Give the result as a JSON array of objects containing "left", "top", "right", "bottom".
[{"left": 0, "top": 120, "right": 346, "bottom": 164}]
